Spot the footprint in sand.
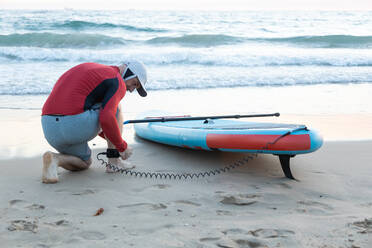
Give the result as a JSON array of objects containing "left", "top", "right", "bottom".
[
  {"left": 296, "top": 200, "right": 333, "bottom": 215},
  {"left": 8, "top": 220, "right": 38, "bottom": 233},
  {"left": 27, "top": 204, "right": 46, "bottom": 210},
  {"left": 54, "top": 220, "right": 69, "bottom": 226},
  {"left": 222, "top": 228, "right": 247, "bottom": 235},
  {"left": 216, "top": 210, "right": 233, "bottom": 216},
  {"left": 44, "top": 220, "right": 70, "bottom": 228},
  {"left": 220, "top": 194, "right": 260, "bottom": 206},
  {"left": 9, "top": 200, "right": 45, "bottom": 210},
  {"left": 216, "top": 238, "right": 239, "bottom": 248},
  {"left": 217, "top": 237, "right": 268, "bottom": 248},
  {"left": 351, "top": 218, "right": 372, "bottom": 234},
  {"left": 234, "top": 239, "right": 267, "bottom": 248},
  {"left": 220, "top": 228, "right": 295, "bottom": 248},
  {"left": 248, "top": 228, "right": 295, "bottom": 239},
  {"left": 199, "top": 237, "right": 221, "bottom": 242},
  {"left": 175, "top": 200, "right": 201, "bottom": 207},
  {"left": 55, "top": 189, "right": 96, "bottom": 195},
  {"left": 222, "top": 227, "right": 295, "bottom": 239},
  {"left": 117, "top": 203, "right": 167, "bottom": 210}
]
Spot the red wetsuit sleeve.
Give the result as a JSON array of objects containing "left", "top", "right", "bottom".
[{"left": 99, "top": 77, "right": 127, "bottom": 152}]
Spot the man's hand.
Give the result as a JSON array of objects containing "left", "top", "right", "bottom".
[{"left": 119, "top": 147, "right": 133, "bottom": 160}]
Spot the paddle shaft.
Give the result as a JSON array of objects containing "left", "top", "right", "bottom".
[{"left": 124, "top": 113, "right": 280, "bottom": 125}]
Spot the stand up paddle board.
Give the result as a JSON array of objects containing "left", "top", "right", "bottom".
[{"left": 131, "top": 110, "right": 323, "bottom": 179}]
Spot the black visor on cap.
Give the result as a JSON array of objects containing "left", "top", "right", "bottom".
[{"left": 137, "top": 86, "right": 147, "bottom": 97}]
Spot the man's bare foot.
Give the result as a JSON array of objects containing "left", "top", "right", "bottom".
[
  {"left": 42, "top": 151, "right": 59, "bottom": 183},
  {"left": 106, "top": 158, "right": 135, "bottom": 173}
]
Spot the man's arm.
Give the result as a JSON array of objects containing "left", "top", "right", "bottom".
[{"left": 98, "top": 78, "right": 127, "bottom": 152}]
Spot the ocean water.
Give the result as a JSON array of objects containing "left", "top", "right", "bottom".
[{"left": 0, "top": 10, "right": 371, "bottom": 113}]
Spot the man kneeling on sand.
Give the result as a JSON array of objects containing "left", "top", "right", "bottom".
[{"left": 41, "top": 60, "right": 148, "bottom": 183}]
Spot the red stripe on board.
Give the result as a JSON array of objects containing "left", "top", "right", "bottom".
[
  {"left": 206, "top": 134, "right": 310, "bottom": 151},
  {"left": 194, "top": 146, "right": 204, "bottom": 150},
  {"left": 182, "top": 145, "right": 191, "bottom": 149}
]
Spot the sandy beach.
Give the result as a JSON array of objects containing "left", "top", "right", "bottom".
[
  {"left": 0, "top": 138, "right": 371, "bottom": 247},
  {"left": 1, "top": 5, "right": 372, "bottom": 247},
  {"left": 1, "top": 88, "right": 372, "bottom": 247}
]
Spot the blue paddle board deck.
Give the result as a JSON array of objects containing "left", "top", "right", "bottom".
[
  {"left": 134, "top": 111, "right": 323, "bottom": 156},
  {"left": 133, "top": 110, "right": 323, "bottom": 179}
]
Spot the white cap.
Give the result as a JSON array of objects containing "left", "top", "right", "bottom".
[{"left": 122, "top": 60, "right": 148, "bottom": 97}]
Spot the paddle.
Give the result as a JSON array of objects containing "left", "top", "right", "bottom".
[{"left": 124, "top": 113, "right": 280, "bottom": 125}]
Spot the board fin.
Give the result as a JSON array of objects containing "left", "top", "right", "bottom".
[{"left": 278, "top": 155, "right": 296, "bottom": 180}]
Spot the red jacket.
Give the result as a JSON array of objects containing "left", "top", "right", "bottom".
[{"left": 42, "top": 63, "right": 127, "bottom": 152}]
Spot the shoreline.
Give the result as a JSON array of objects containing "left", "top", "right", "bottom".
[{"left": 1, "top": 107, "right": 372, "bottom": 160}]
